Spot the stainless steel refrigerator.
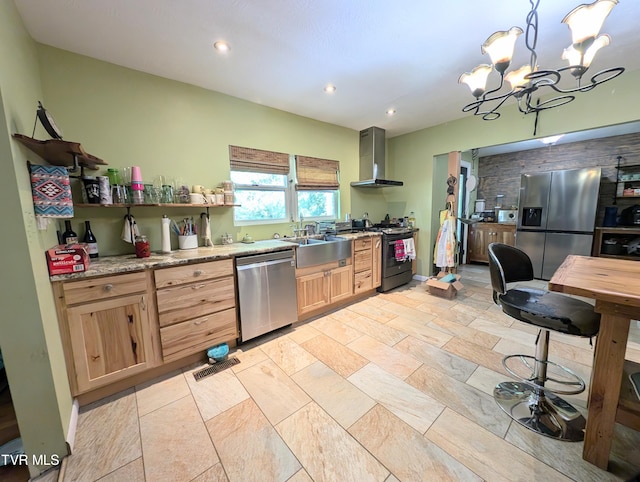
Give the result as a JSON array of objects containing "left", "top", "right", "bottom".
[{"left": 515, "top": 167, "right": 601, "bottom": 280}]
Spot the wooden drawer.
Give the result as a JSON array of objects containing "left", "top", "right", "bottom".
[
  {"left": 160, "top": 308, "right": 238, "bottom": 362},
  {"left": 354, "top": 250, "right": 372, "bottom": 273},
  {"left": 354, "top": 269, "right": 373, "bottom": 293},
  {"left": 63, "top": 271, "right": 147, "bottom": 305},
  {"left": 154, "top": 259, "right": 233, "bottom": 288},
  {"left": 354, "top": 238, "right": 372, "bottom": 252},
  {"left": 156, "top": 276, "right": 235, "bottom": 327}
]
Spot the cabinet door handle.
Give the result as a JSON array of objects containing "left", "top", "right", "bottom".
[
  {"left": 191, "top": 284, "right": 206, "bottom": 290},
  {"left": 193, "top": 318, "right": 208, "bottom": 326},
  {"left": 375, "top": 240, "right": 381, "bottom": 248},
  {"left": 103, "top": 284, "right": 113, "bottom": 292},
  {"left": 193, "top": 269, "right": 203, "bottom": 277},
  {"left": 140, "top": 295, "right": 146, "bottom": 311}
]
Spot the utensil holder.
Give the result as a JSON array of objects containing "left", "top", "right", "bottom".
[{"left": 178, "top": 234, "right": 198, "bottom": 250}]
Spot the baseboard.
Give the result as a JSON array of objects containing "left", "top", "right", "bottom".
[{"left": 65, "top": 399, "right": 79, "bottom": 453}]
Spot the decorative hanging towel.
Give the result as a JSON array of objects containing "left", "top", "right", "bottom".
[
  {"left": 200, "top": 213, "right": 213, "bottom": 247},
  {"left": 121, "top": 214, "right": 140, "bottom": 243},
  {"left": 29, "top": 163, "right": 73, "bottom": 230},
  {"left": 394, "top": 239, "right": 405, "bottom": 262},
  {"left": 403, "top": 237, "right": 416, "bottom": 261}
]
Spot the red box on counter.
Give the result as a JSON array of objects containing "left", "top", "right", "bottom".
[{"left": 46, "top": 244, "right": 90, "bottom": 276}]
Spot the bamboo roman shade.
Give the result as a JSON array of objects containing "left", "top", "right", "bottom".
[
  {"left": 295, "top": 155, "right": 340, "bottom": 190},
  {"left": 229, "top": 145, "right": 290, "bottom": 175}
]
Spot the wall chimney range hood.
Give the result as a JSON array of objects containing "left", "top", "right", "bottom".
[{"left": 350, "top": 127, "right": 403, "bottom": 188}]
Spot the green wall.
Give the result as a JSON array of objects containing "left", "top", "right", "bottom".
[
  {"left": 37, "top": 45, "right": 371, "bottom": 255},
  {"left": 0, "top": 1, "right": 71, "bottom": 477}
]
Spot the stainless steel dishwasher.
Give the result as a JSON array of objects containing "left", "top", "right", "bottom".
[{"left": 236, "top": 249, "right": 298, "bottom": 342}]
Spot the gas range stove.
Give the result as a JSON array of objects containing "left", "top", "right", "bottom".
[
  {"left": 368, "top": 223, "right": 414, "bottom": 235},
  {"left": 372, "top": 227, "right": 414, "bottom": 235}
]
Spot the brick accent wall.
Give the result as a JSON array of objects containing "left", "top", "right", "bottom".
[{"left": 478, "top": 132, "right": 640, "bottom": 225}]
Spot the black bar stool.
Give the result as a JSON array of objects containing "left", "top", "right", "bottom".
[{"left": 488, "top": 243, "right": 600, "bottom": 441}]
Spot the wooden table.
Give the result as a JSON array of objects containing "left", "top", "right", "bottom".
[{"left": 549, "top": 255, "right": 640, "bottom": 469}]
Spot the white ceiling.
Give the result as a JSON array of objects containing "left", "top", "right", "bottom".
[{"left": 13, "top": 0, "right": 640, "bottom": 138}]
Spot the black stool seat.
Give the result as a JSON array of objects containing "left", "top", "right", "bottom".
[
  {"left": 498, "top": 287, "right": 600, "bottom": 338},
  {"left": 488, "top": 242, "right": 601, "bottom": 442}
]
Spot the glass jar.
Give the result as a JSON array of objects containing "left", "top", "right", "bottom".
[
  {"left": 214, "top": 188, "right": 224, "bottom": 206},
  {"left": 134, "top": 235, "right": 151, "bottom": 258}
]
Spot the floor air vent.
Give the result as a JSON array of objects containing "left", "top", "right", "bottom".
[{"left": 192, "top": 357, "right": 240, "bottom": 381}]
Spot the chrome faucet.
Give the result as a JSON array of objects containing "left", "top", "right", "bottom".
[{"left": 291, "top": 215, "right": 308, "bottom": 238}]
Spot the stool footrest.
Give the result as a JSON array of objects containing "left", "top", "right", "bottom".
[{"left": 502, "top": 354, "right": 585, "bottom": 395}]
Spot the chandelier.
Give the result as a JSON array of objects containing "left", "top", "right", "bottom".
[{"left": 458, "top": 0, "right": 624, "bottom": 122}]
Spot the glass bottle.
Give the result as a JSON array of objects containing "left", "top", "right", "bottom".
[
  {"left": 83, "top": 221, "right": 99, "bottom": 258},
  {"left": 408, "top": 211, "right": 416, "bottom": 229},
  {"left": 62, "top": 220, "right": 78, "bottom": 244}
]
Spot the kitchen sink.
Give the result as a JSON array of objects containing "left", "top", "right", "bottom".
[
  {"left": 283, "top": 236, "right": 352, "bottom": 267},
  {"left": 285, "top": 237, "right": 327, "bottom": 246}
]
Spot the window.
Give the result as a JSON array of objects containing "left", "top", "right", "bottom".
[
  {"left": 295, "top": 155, "right": 340, "bottom": 221},
  {"left": 297, "top": 190, "right": 337, "bottom": 219},
  {"left": 229, "top": 146, "right": 340, "bottom": 225},
  {"left": 231, "top": 171, "right": 289, "bottom": 224},
  {"left": 229, "top": 146, "right": 291, "bottom": 225}
]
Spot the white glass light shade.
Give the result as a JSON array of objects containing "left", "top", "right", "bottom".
[
  {"left": 505, "top": 65, "right": 533, "bottom": 89},
  {"left": 562, "top": 0, "right": 618, "bottom": 50},
  {"left": 458, "top": 64, "right": 493, "bottom": 98},
  {"left": 482, "top": 27, "right": 523, "bottom": 74},
  {"left": 562, "top": 34, "right": 610, "bottom": 68}
]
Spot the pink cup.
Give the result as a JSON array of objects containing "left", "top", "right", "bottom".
[{"left": 131, "top": 166, "right": 143, "bottom": 183}]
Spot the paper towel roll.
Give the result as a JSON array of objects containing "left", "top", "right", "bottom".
[{"left": 161, "top": 215, "right": 171, "bottom": 253}]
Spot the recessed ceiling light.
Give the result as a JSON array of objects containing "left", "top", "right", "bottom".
[
  {"left": 386, "top": 109, "right": 396, "bottom": 116},
  {"left": 324, "top": 84, "right": 336, "bottom": 93},
  {"left": 214, "top": 41, "right": 230, "bottom": 52}
]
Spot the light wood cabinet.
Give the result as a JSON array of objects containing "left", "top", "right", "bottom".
[
  {"left": 373, "top": 236, "right": 382, "bottom": 287},
  {"left": 296, "top": 260, "right": 353, "bottom": 316},
  {"left": 352, "top": 235, "right": 383, "bottom": 291},
  {"left": 468, "top": 223, "right": 516, "bottom": 263},
  {"left": 353, "top": 237, "right": 377, "bottom": 293},
  {"left": 154, "top": 259, "right": 238, "bottom": 362},
  {"left": 54, "top": 271, "right": 159, "bottom": 395},
  {"left": 411, "top": 231, "right": 418, "bottom": 275},
  {"left": 330, "top": 265, "right": 355, "bottom": 302}
]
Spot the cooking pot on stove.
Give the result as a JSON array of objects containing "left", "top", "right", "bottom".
[{"left": 352, "top": 219, "right": 366, "bottom": 229}]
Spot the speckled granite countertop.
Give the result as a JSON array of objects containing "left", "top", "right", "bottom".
[{"left": 50, "top": 232, "right": 382, "bottom": 282}]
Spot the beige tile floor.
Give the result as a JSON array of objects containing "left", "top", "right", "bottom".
[{"left": 59, "top": 265, "right": 640, "bottom": 482}]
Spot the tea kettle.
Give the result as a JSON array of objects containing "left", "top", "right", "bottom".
[{"left": 362, "top": 212, "right": 372, "bottom": 228}]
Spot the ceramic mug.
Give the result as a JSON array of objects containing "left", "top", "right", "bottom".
[{"left": 189, "top": 193, "right": 205, "bottom": 204}]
